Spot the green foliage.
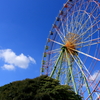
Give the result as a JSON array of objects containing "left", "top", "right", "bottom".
[{"left": 0, "top": 75, "right": 82, "bottom": 100}]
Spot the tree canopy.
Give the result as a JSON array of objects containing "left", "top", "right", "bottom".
[{"left": 0, "top": 75, "right": 82, "bottom": 100}]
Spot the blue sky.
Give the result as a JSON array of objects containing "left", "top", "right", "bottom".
[
  {"left": 0, "top": 0, "right": 99, "bottom": 91},
  {"left": 0, "top": 0, "right": 67, "bottom": 86}
]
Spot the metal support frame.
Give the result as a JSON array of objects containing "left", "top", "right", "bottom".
[
  {"left": 76, "top": 56, "right": 93, "bottom": 100},
  {"left": 50, "top": 50, "right": 63, "bottom": 77},
  {"left": 56, "top": 54, "right": 63, "bottom": 80},
  {"left": 65, "top": 48, "right": 78, "bottom": 94},
  {"left": 50, "top": 46, "right": 93, "bottom": 99}
]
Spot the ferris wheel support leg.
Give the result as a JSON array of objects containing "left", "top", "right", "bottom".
[
  {"left": 50, "top": 50, "right": 63, "bottom": 77},
  {"left": 66, "top": 66, "right": 71, "bottom": 86},
  {"left": 65, "top": 49, "right": 78, "bottom": 95},
  {"left": 76, "top": 56, "right": 93, "bottom": 100},
  {"left": 84, "top": 77, "right": 93, "bottom": 100},
  {"left": 56, "top": 55, "right": 63, "bottom": 80},
  {"left": 69, "top": 64, "right": 78, "bottom": 94}
]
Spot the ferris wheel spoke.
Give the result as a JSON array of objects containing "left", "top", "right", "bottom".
[
  {"left": 72, "top": 0, "right": 83, "bottom": 26},
  {"left": 68, "top": 47, "right": 100, "bottom": 61},
  {"left": 49, "top": 53, "right": 60, "bottom": 62},
  {"left": 70, "top": 13, "right": 77, "bottom": 33},
  {"left": 84, "top": 28, "right": 99, "bottom": 41},
  {"left": 80, "top": 14, "right": 100, "bottom": 36},
  {"left": 45, "top": 48, "right": 61, "bottom": 54},
  {"left": 73, "top": 20, "right": 100, "bottom": 43},
  {"left": 74, "top": 1, "right": 91, "bottom": 34},
  {"left": 76, "top": 15, "right": 93, "bottom": 36},
  {"left": 76, "top": 12, "right": 99, "bottom": 40},
  {"left": 76, "top": 2, "right": 98, "bottom": 35},
  {"left": 65, "top": 17, "right": 69, "bottom": 34},
  {"left": 80, "top": 42, "right": 100, "bottom": 48},
  {"left": 55, "top": 28, "right": 65, "bottom": 43},
  {"left": 60, "top": 18, "right": 66, "bottom": 37},
  {"left": 68, "top": 2, "right": 78, "bottom": 33},
  {"left": 72, "top": 2, "right": 84, "bottom": 33},
  {"left": 48, "top": 38, "right": 64, "bottom": 46},
  {"left": 78, "top": 14, "right": 100, "bottom": 37},
  {"left": 75, "top": 37, "right": 100, "bottom": 47},
  {"left": 44, "top": 51, "right": 60, "bottom": 62},
  {"left": 57, "top": 28, "right": 67, "bottom": 40},
  {"left": 74, "top": 13, "right": 87, "bottom": 34}
]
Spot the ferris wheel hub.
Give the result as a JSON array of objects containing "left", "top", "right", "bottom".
[{"left": 63, "top": 33, "right": 80, "bottom": 55}]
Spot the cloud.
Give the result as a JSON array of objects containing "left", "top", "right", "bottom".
[
  {"left": 2, "top": 64, "right": 15, "bottom": 70},
  {"left": 0, "top": 49, "right": 36, "bottom": 70},
  {"left": 28, "top": 56, "right": 36, "bottom": 64},
  {"left": 89, "top": 71, "right": 100, "bottom": 82}
]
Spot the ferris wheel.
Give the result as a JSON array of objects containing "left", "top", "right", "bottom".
[{"left": 41, "top": 0, "right": 100, "bottom": 99}]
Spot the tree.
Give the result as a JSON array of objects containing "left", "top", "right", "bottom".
[{"left": 0, "top": 75, "right": 82, "bottom": 100}]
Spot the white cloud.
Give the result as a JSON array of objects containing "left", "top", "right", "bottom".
[
  {"left": 89, "top": 71, "right": 100, "bottom": 82},
  {"left": 2, "top": 64, "right": 15, "bottom": 70},
  {"left": 0, "top": 49, "right": 36, "bottom": 70},
  {"left": 28, "top": 56, "right": 36, "bottom": 64}
]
